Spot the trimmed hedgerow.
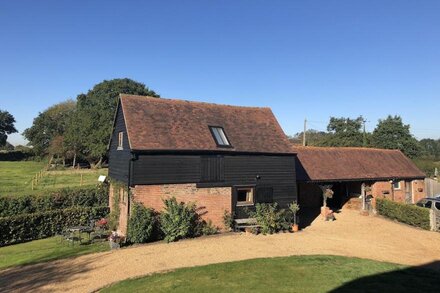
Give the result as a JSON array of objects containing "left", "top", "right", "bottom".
[
  {"left": 0, "top": 185, "right": 108, "bottom": 217},
  {"left": 376, "top": 198, "right": 430, "bottom": 230},
  {"left": 127, "top": 202, "right": 160, "bottom": 244},
  {"left": 0, "top": 206, "right": 109, "bottom": 246}
]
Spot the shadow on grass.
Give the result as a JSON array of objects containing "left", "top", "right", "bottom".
[
  {"left": 331, "top": 261, "right": 440, "bottom": 293},
  {"left": 0, "top": 253, "right": 103, "bottom": 292}
]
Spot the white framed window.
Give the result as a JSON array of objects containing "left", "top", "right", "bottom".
[
  {"left": 117, "top": 132, "right": 124, "bottom": 150},
  {"left": 236, "top": 187, "right": 254, "bottom": 206},
  {"left": 209, "top": 126, "right": 231, "bottom": 147},
  {"left": 392, "top": 181, "right": 401, "bottom": 190}
]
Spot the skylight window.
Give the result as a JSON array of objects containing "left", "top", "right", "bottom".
[{"left": 209, "top": 126, "right": 231, "bottom": 147}]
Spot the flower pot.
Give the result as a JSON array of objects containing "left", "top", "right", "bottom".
[{"left": 292, "top": 224, "right": 299, "bottom": 232}]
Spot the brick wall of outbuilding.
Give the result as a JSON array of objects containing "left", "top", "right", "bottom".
[
  {"left": 371, "top": 179, "right": 425, "bottom": 203},
  {"left": 132, "top": 184, "right": 232, "bottom": 230}
]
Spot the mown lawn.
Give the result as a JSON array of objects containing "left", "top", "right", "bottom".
[
  {"left": 102, "top": 255, "right": 440, "bottom": 293},
  {"left": 0, "top": 236, "right": 109, "bottom": 270},
  {"left": 0, "top": 161, "right": 107, "bottom": 196}
]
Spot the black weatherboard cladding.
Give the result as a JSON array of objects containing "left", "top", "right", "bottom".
[{"left": 108, "top": 103, "right": 131, "bottom": 183}]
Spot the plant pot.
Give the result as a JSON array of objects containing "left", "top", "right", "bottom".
[{"left": 292, "top": 224, "right": 299, "bottom": 232}]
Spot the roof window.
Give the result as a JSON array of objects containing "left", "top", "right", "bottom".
[{"left": 209, "top": 126, "right": 231, "bottom": 147}]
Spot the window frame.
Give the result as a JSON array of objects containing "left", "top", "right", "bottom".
[
  {"left": 235, "top": 186, "right": 255, "bottom": 207},
  {"left": 392, "top": 181, "right": 401, "bottom": 190},
  {"left": 209, "top": 126, "right": 233, "bottom": 148},
  {"left": 117, "top": 132, "right": 124, "bottom": 150}
]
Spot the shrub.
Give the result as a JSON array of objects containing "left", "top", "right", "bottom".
[
  {"left": 376, "top": 198, "right": 430, "bottom": 230},
  {"left": 222, "top": 210, "right": 234, "bottom": 231},
  {"left": 247, "top": 203, "right": 289, "bottom": 234},
  {"left": 127, "top": 202, "right": 159, "bottom": 243},
  {"left": 199, "top": 220, "right": 218, "bottom": 236},
  {"left": 0, "top": 206, "right": 109, "bottom": 246},
  {"left": 0, "top": 150, "right": 35, "bottom": 161},
  {"left": 160, "top": 197, "right": 200, "bottom": 243},
  {"left": 0, "top": 185, "right": 108, "bottom": 217}
]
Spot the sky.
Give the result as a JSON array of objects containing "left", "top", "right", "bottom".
[{"left": 1, "top": 0, "right": 439, "bottom": 145}]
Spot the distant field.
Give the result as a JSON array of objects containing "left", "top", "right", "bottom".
[{"left": 0, "top": 161, "right": 108, "bottom": 196}]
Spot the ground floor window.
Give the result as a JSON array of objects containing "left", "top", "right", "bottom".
[
  {"left": 392, "top": 181, "right": 401, "bottom": 190},
  {"left": 236, "top": 187, "right": 254, "bottom": 206}
]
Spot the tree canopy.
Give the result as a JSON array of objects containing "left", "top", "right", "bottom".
[
  {"left": 320, "top": 116, "right": 366, "bottom": 147},
  {"left": 69, "top": 78, "right": 159, "bottom": 165},
  {"left": 0, "top": 109, "right": 18, "bottom": 147},
  {"left": 370, "top": 115, "right": 421, "bottom": 158},
  {"left": 23, "top": 100, "right": 76, "bottom": 156}
]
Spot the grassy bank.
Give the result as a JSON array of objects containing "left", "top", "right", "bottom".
[
  {"left": 102, "top": 255, "right": 440, "bottom": 292},
  {"left": 0, "top": 161, "right": 107, "bottom": 196},
  {"left": 0, "top": 236, "right": 109, "bottom": 270}
]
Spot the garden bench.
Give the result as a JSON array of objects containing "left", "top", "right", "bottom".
[{"left": 234, "top": 218, "right": 261, "bottom": 232}]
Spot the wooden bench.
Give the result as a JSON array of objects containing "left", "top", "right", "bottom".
[{"left": 234, "top": 218, "right": 261, "bottom": 232}]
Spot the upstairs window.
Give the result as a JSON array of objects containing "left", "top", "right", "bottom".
[
  {"left": 117, "top": 132, "right": 124, "bottom": 150},
  {"left": 209, "top": 126, "right": 231, "bottom": 147}
]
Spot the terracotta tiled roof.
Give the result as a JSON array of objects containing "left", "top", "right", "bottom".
[
  {"left": 292, "top": 146, "right": 425, "bottom": 182},
  {"left": 119, "top": 94, "right": 293, "bottom": 154}
]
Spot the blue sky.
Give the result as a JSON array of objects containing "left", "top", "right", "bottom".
[{"left": 1, "top": 0, "right": 439, "bottom": 145}]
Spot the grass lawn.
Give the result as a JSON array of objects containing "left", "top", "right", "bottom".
[
  {"left": 0, "top": 236, "right": 109, "bottom": 270},
  {"left": 0, "top": 161, "right": 107, "bottom": 196},
  {"left": 102, "top": 255, "right": 440, "bottom": 293}
]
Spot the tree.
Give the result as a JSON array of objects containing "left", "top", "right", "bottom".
[
  {"left": 74, "top": 78, "right": 159, "bottom": 166},
  {"left": 419, "top": 138, "right": 440, "bottom": 159},
  {"left": 288, "top": 129, "right": 330, "bottom": 146},
  {"left": 370, "top": 115, "right": 421, "bottom": 158},
  {"left": 320, "top": 116, "right": 366, "bottom": 147},
  {"left": 63, "top": 109, "right": 85, "bottom": 168},
  {"left": 23, "top": 100, "right": 76, "bottom": 157},
  {"left": 0, "top": 110, "right": 18, "bottom": 147}
]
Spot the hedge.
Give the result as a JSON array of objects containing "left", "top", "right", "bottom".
[
  {"left": 0, "top": 185, "right": 108, "bottom": 217},
  {"left": 376, "top": 198, "right": 430, "bottom": 230},
  {"left": 0, "top": 150, "right": 34, "bottom": 161},
  {"left": 0, "top": 206, "right": 109, "bottom": 246}
]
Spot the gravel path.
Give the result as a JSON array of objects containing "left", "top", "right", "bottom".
[{"left": 1, "top": 209, "right": 440, "bottom": 292}]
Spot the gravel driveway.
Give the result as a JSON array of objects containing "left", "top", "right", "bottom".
[{"left": 1, "top": 209, "right": 440, "bottom": 292}]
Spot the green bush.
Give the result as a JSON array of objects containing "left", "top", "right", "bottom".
[
  {"left": 222, "top": 210, "right": 234, "bottom": 231},
  {"left": 0, "top": 206, "right": 109, "bottom": 246},
  {"left": 127, "top": 202, "right": 160, "bottom": 243},
  {"left": 376, "top": 198, "right": 430, "bottom": 230},
  {"left": 199, "top": 220, "right": 218, "bottom": 236},
  {"left": 160, "top": 197, "right": 200, "bottom": 243},
  {"left": 0, "top": 185, "right": 108, "bottom": 217},
  {"left": 0, "top": 150, "right": 35, "bottom": 161},
  {"left": 247, "top": 203, "right": 290, "bottom": 234}
]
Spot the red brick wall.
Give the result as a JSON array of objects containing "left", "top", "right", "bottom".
[
  {"left": 372, "top": 179, "right": 425, "bottom": 203},
  {"left": 133, "top": 184, "right": 232, "bottom": 230}
]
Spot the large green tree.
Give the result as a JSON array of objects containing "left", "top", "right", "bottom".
[
  {"left": 73, "top": 78, "right": 159, "bottom": 166},
  {"left": 0, "top": 110, "right": 18, "bottom": 147},
  {"left": 23, "top": 100, "right": 76, "bottom": 157},
  {"left": 320, "top": 116, "right": 366, "bottom": 147},
  {"left": 419, "top": 138, "right": 440, "bottom": 159},
  {"left": 289, "top": 129, "right": 330, "bottom": 146},
  {"left": 370, "top": 115, "right": 421, "bottom": 158}
]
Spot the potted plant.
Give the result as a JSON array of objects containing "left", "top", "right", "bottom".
[{"left": 288, "top": 202, "right": 300, "bottom": 232}]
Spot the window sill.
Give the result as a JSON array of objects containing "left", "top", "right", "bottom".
[{"left": 236, "top": 202, "right": 254, "bottom": 207}]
